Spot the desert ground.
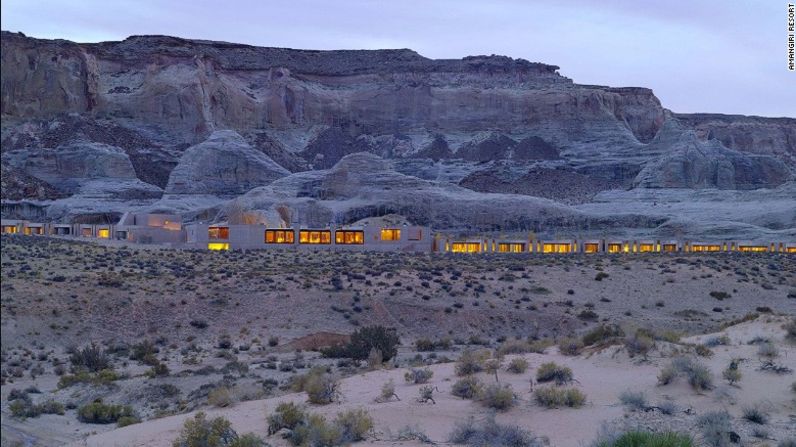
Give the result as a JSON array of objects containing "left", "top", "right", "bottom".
[{"left": 1, "top": 235, "right": 795, "bottom": 446}]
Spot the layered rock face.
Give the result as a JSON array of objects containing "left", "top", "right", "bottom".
[
  {"left": 0, "top": 31, "right": 793, "bottom": 240},
  {"left": 165, "top": 130, "right": 289, "bottom": 196}
]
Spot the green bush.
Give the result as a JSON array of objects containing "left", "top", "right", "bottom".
[
  {"left": 742, "top": 406, "right": 768, "bottom": 425},
  {"left": 229, "top": 434, "right": 267, "bottom": 447},
  {"left": 454, "top": 349, "right": 490, "bottom": 376},
  {"left": 289, "top": 413, "right": 341, "bottom": 447},
  {"left": 722, "top": 361, "right": 741, "bottom": 385},
  {"left": 305, "top": 372, "right": 340, "bottom": 405},
  {"left": 349, "top": 326, "right": 400, "bottom": 361},
  {"left": 535, "top": 362, "right": 573, "bottom": 385},
  {"left": 594, "top": 430, "right": 693, "bottom": 447},
  {"left": 624, "top": 330, "right": 655, "bottom": 358},
  {"left": 334, "top": 409, "right": 374, "bottom": 443},
  {"left": 496, "top": 339, "right": 548, "bottom": 355},
  {"left": 208, "top": 386, "right": 234, "bottom": 407},
  {"left": 268, "top": 402, "right": 307, "bottom": 435},
  {"left": 172, "top": 412, "right": 238, "bottom": 447},
  {"left": 657, "top": 357, "right": 713, "bottom": 391},
  {"left": 506, "top": 358, "right": 529, "bottom": 374},
  {"left": 582, "top": 324, "right": 625, "bottom": 346},
  {"left": 451, "top": 376, "right": 484, "bottom": 400},
  {"left": 696, "top": 410, "right": 732, "bottom": 447},
  {"left": 58, "top": 368, "right": 119, "bottom": 388},
  {"left": 557, "top": 338, "right": 583, "bottom": 356},
  {"left": 69, "top": 344, "right": 111, "bottom": 372},
  {"left": 404, "top": 368, "right": 434, "bottom": 384},
  {"left": 449, "top": 415, "right": 544, "bottom": 447},
  {"left": 117, "top": 415, "right": 141, "bottom": 427},
  {"left": 533, "top": 386, "right": 586, "bottom": 408},
  {"left": 77, "top": 399, "right": 136, "bottom": 424},
  {"left": 479, "top": 384, "right": 516, "bottom": 411},
  {"left": 130, "top": 339, "right": 159, "bottom": 365}
]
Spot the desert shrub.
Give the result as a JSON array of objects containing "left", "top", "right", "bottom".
[
  {"left": 11, "top": 394, "right": 65, "bottom": 419},
  {"left": 536, "top": 362, "right": 573, "bottom": 385},
  {"left": 268, "top": 402, "right": 307, "bottom": 435},
  {"left": 534, "top": 386, "right": 586, "bottom": 408},
  {"left": 449, "top": 415, "right": 544, "bottom": 447},
  {"left": 694, "top": 344, "right": 713, "bottom": 358},
  {"left": 697, "top": 410, "right": 732, "bottom": 447},
  {"left": 404, "top": 368, "right": 434, "bottom": 384},
  {"left": 618, "top": 390, "right": 647, "bottom": 411},
  {"left": 418, "top": 385, "right": 437, "bottom": 404},
  {"left": 624, "top": 330, "right": 655, "bottom": 358},
  {"left": 709, "top": 291, "right": 730, "bottom": 300},
  {"left": 455, "top": 349, "right": 490, "bottom": 376},
  {"left": 415, "top": 339, "right": 435, "bottom": 351},
  {"left": 69, "top": 344, "right": 111, "bottom": 372},
  {"left": 558, "top": 338, "right": 583, "bottom": 356},
  {"left": 451, "top": 376, "right": 484, "bottom": 399},
  {"left": 497, "top": 339, "right": 538, "bottom": 355},
  {"left": 288, "top": 414, "right": 341, "bottom": 447},
  {"left": 595, "top": 272, "right": 609, "bottom": 281},
  {"left": 657, "top": 400, "right": 678, "bottom": 416},
  {"left": 229, "top": 434, "right": 267, "bottom": 447},
  {"left": 57, "top": 368, "right": 119, "bottom": 388},
  {"left": 348, "top": 326, "right": 400, "bottom": 361},
  {"left": 77, "top": 399, "right": 135, "bottom": 424},
  {"left": 704, "top": 335, "right": 731, "bottom": 347},
  {"left": 657, "top": 357, "right": 712, "bottom": 391},
  {"left": 379, "top": 379, "right": 399, "bottom": 402},
  {"left": 757, "top": 342, "right": 779, "bottom": 359},
  {"left": 334, "top": 409, "right": 374, "bottom": 443},
  {"left": 305, "top": 372, "right": 340, "bottom": 405},
  {"left": 479, "top": 384, "right": 516, "bottom": 411},
  {"left": 117, "top": 415, "right": 141, "bottom": 427},
  {"left": 582, "top": 324, "right": 625, "bottom": 346},
  {"left": 722, "top": 360, "right": 741, "bottom": 385},
  {"left": 130, "top": 339, "right": 159, "bottom": 365},
  {"left": 208, "top": 386, "right": 234, "bottom": 407},
  {"left": 742, "top": 405, "right": 768, "bottom": 425},
  {"left": 785, "top": 318, "right": 796, "bottom": 342},
  {"left": 507, "top": 358, "right": 529, "bottom": 374},
  {"left": 594, "top": 430, "right": 693, "bottom": 447},
  {"left": 172, "top": 412, "right": 238, "bottom": 447}
]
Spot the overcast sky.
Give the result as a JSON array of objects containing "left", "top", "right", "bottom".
[{"left": 2, "top": 0, "right": 793, "bottom": 117}]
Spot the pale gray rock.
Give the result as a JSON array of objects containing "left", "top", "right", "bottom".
[{"left": 165, "top": 130, "right": 289, "bottom": 196}]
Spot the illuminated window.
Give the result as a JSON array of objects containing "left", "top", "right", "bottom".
[
  {"left": 208, "top": 226, "right": 229, "bottom": 240},
  {"left": 2, "top": 225, "right": 18, "bottom": 234},
  {"left": 23, "top": 227, "right": 32, "bottom": 235},
  {"left": 607, "top": 243, "right": 622, "bottom": 253},
  {"left": 97, "top": 229, "right": 110, "bottom": 239},
  {"left": 638, "top": 243, "right": 655, "bottom": 253},
  {"left": 498, "top": 243, "right": 525, "bottom": 253},
  {"left": 451, "top": 242, "right": 481, "bottom": 253},
  {"left": 380, "top": 228, "right": 401, "bottom": 241},
  {"left": 786, "top": 247, "right": 796, "bottom": 253},
  {"left": 81, "top": 228, "right": 93, "bottom": 237},
  {"left": 335, "top": 230, "right": 364, "bottom": 245},
  {"left": 208, "top": 242, "right": 230, "bottom": 251},
  {"left": 691, "top": 244, "right": 721, "bottom": 252},
  {"left": 299, "top": 230, "right": 331, "bottom": 244},
  {"left": 265, "top": 229, "right": 295, "bottom": 244},
  {"left": 662, "top": 244, "right": 677, "bottom": 252},
  {"left": 737, "top": 245, "right": 767, "bottom": 253},
  {"left": 542, "top": 243, "right": 571, "bottom": 254},
  {"left": 583, "top": 243, "right": 600, "bottom": 253}
]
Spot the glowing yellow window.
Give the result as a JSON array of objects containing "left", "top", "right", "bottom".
[
  {"left": 208, "top": 226, "right": 229, "bottom": 240},
  {"left": 335, "top": 230, "right": 364, "bottom": 245},
  {"left": 208, "top": 242, "right": 229, "bottom": 251},
  {"left": 542, "top": 243, "right": 571, "bottom": 253},
  {"left": 498, "top": 243, "right": 524, "bottom": 253},
  {"left": 584, "top": 243, "right": 599, "bottom": 253},
  {"left": 452, "top": 242, "right": 481, "bottom": 253},
  {"left": 738, "top": 246, "right": 767, "bottom": 252},
  {"left": 265, "top": 230, "right": 294, "bottom": 244},
  {"left": 2, "top": 226, "right": 18, "bottom": 234},
  {"left": 299, "top": 230, "right": 331, "bottom": 244},
  {"left": 380, "top": 228, "right": 401, "bottom": 241},
  {"left": 607, "top": 244, "right": 621, "bottom": 253},
  {"left": 663, "top": 244, "right": 677, "bottom": 252},
  {"left": 786, "top": 247, "right": 796, "bottom": 253},
  {"left": 639, "top": 244, "right": 655, "bottom": 253},
  {"left": 97, "top": 229, "right": 110, "bottom": 239}
]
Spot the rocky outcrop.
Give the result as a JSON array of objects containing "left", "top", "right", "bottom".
[
  {"left": 0, "top": 164, "right": 64, "bottom": 200},
  {"left": 165, "top": 130, "right": 289, "bottom": 196},
  {"left": 675, "top": 113, "right": 796, "bottom": 167},
  {"left": 633, "top": 122, "right": 791, "bottom": 190}
]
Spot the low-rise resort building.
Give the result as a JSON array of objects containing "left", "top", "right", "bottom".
[{"left": 1, "top": 215, "right": 794, "bottom": 255}]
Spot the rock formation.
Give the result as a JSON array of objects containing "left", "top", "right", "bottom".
[{"left": 0, "top": 31, "right": 793, "bottom": 240}]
